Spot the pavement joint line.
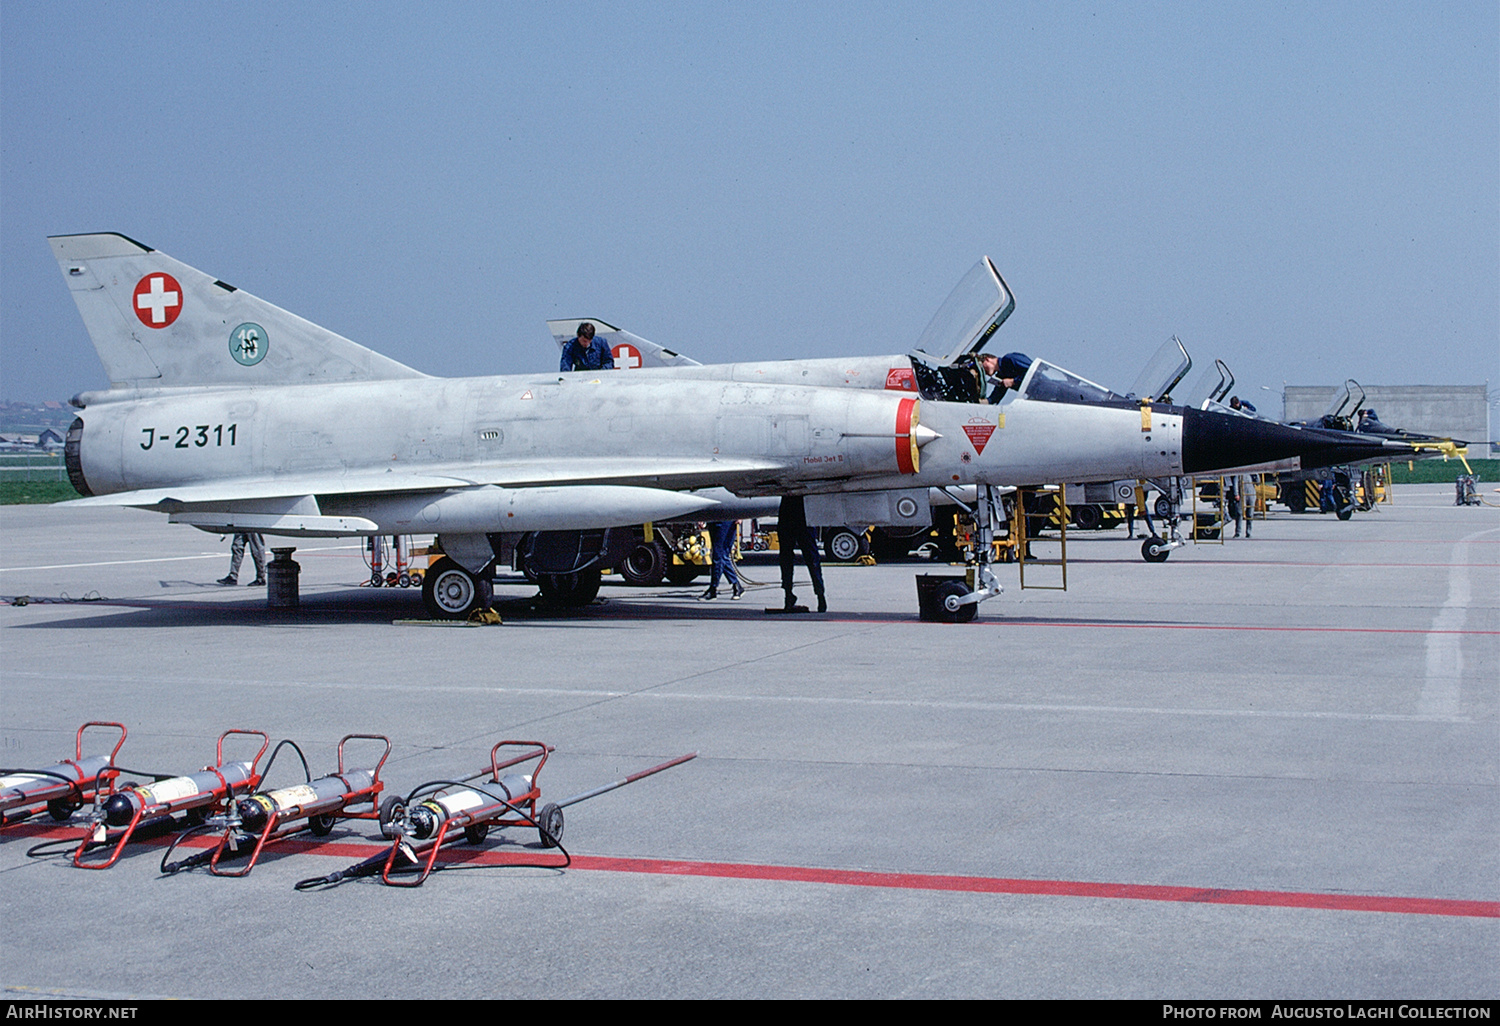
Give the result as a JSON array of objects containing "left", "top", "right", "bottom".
[
  {"left": 1, "top": 670, "right": 1479, "bottom": 723},
  {"left": 11, "top": 824, "right": 1495, "bottom": 919},
  {"left": 442, "top": 624, "right": 890, "bottom": 737},
  {"left": 3, "top": 599, "right": 1495, "bottom": 634}
]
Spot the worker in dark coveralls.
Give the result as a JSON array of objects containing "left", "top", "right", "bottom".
[
  {"left": 700, "top": 521, "right": 745, "bottom": 601},
  {"left": 777, "top": 495, "right": 826, "bottom": 613},
  {"left": 559, "top": 322, "right": 615, "bottom": 372},
  {"left": 988, "top": 352, "right": 1032, "bottom": 403},
  {"left": 218, "top": 532, "right": 266, "bottom": 586}
]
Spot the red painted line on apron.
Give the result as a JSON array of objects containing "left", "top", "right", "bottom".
[
  {"left": 964, "top": 620, "right": 1499, "bottom": 636},
  {"left": 15, "top": 825, "right": 1494, "bottom": 917}
]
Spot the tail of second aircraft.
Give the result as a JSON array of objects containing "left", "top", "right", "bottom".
[{"left": 50, "top": 233, "right": 425, "bottom": 390}]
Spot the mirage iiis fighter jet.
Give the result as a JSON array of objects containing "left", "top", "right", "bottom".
[{"left": 49, "top": 234, "right": 1407, "bottom": 620}]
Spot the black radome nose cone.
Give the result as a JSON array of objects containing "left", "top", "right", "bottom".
[{"left": 1182, "top": 408, "right": 1410, "bottom": 474}]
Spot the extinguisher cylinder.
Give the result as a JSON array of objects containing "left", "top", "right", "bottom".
[
  {"left": 405, "top": 774, "right": 532, "bottom": 840},
  {"left": 237, "top": 770, "right": 376, "bottom": 831},
  {"left": 0, "top": 756, "right": 113, "bottom": 810},
  {"left": 103, "top": 761, "right": 256, "bottom": 826}
]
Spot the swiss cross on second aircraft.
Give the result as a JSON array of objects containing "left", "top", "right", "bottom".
[
  {"left": 612, "top": 343, "right": 642, "bottom": 370},
  {"left": 133, "top": 273, "right": 183, "bottom": 328}
]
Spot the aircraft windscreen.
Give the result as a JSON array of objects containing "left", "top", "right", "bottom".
[
  {"left": 1181, "top": 359, "right": 1234, "bottom": 409},
  {"left": 1125, "top": 336, "right": 1191, "bottom": 401},
  {"left": 1322, "top": 379, "right": 1365, "bottom": 419},
  {"left": 1019, "top": 361, "right": 1123, "bottom": 405},
  {"left": 911, "top": 258, "right": 1016, "bottom": 364}
]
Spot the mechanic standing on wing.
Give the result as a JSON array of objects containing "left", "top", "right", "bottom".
[
  {"left": 559, "top": 322, "right": 615, "bottom": 372},
  {"left": 776, "top": 495, "right": 826, "bottom": 613},
  {"left": 700, "top": 521, "right": 745, "bottom": 601},
  {"left": 218, "top": 532, "right": 266, "bottom": 587}
]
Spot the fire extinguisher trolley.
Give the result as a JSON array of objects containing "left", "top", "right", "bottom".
[
  {"left": 75, "top": 729, "right": 269, "bottom": 869},
  {"left": 0, "top": 722, "right": 127, "bottom": 828}
]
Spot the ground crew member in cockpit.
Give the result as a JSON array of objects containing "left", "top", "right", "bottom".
[
  {"left": 987, "top": 352, "right": 1032, "bottom": 403},
  {"left": 560, "top": 322, "right": 615, "bottom": 372}
]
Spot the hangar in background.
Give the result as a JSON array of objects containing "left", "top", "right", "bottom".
[{"left": 1283, "top": 384, "right": 1492, "bottom": 453}]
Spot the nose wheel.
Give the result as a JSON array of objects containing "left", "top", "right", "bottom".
[{"left": 421, "top": 557, "right": 493, "bottom": 619}]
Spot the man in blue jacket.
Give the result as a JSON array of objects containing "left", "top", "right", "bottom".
[{"left": 560, "top": 322, "right": 615, "bottom": 372}]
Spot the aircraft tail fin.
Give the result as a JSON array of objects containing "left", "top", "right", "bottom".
[
  {"left": 49, "top": 233, "right": 426, "bottom": 389},
  {"left": 547, "top": 318, "right": 703, "bottom": 370}
]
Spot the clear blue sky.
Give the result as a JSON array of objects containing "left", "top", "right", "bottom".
[{"left": 3, "top": 2, "right": 1496, "bottom": 415}]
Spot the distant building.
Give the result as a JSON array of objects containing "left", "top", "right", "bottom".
[{"left": 1283, "top": 384, "right": 1491, "bottom": 454}]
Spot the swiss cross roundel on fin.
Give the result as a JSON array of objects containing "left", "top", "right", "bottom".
[
  {"left": 612, "top": 343, "right": 642, "bottom": 369},
  {"left": 133, "top": 273, "right": 183, "bottom": 328}
]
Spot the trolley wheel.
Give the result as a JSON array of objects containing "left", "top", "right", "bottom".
[
  {"left": 538, "top": 802, "right": 564, "bottom": 848},
  {"left": 407, "top": 568, "right": 422, "bottom": 586},
  {"left": 398, "top": 572, "right": 412, "bottom": 588},
  {"left": 463, "top": 823, "right": 489, "bottom": 845},
  {"left": 46, "top": 797, "right": 82, "bottom": 822},
  {"left": 308, "top": 812, "right": 337, "bottom": 837},
  {"left": 370, "top": 571, "right": 383, "bottom": 588},
  {"left": 378, "top": 795, "right": 405, "bottom": 839},
  {"left": 422, "top": 557, "right": 492, "bottom": 620},
  {"left": 620, "top": 539, "right": 670, "bottom": 586},
  {"left": 1153, "top": 496, "right": 1175, "bottom": 519},
  {"left": 934, "top": 580, "right": 976, "bottom": 624},
  {"left": 1142, "top": 537, "right": 1171, "bottom": 563},
  {"left": 184, "top": 806, "right": 210, "bottom": 827},
  {"left": 823, "top": 527, "right": 866, "bottom": 563}
]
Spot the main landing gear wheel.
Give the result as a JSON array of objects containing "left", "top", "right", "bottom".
[
  {"left": 823, "top": 527, "right": 866, "bottom": 563},
  {"left": 664, "top": 561, "right": 700, "bottom": 587},
  {"left": 620, "top": 539, "right": 669, "bottom": 586},
  {"left": 422, "top": 557, "right": 493, "bottom": 620},
  {"left": 537, "top": 802, "right": 564, "bottom": 848},
  {"left": 538, "top": 568, "right": 602, "bottom": 607},
  {"left": 935, "top": 580, "right": 977, "bottom": 623},
  {"left": 1141, "top": 537, "right": 1171, "bottom": 563},
  {"left": 1154, "top": 496, "right": 1175, "bottom": 519}
]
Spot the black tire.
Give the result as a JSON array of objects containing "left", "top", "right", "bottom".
[
  {"left": 422, "top": 557, "right": 491, "bottom": 620},
  {"left": 1153, "top": 496, "right": 1175, "bottom": 519},
  {"left": 1284, "top": 487, "right": 1307, "bottom": 514},
  {"left": 47, "top": 797, "right": 81, "bottom": 822},
  {"left": 1072, "top": 504, "right": 1103, "bottom": 531},
  {"left": 378, "top": 795, "right": 405, "bottom": 839},
  {"left": 1142, "top": 537, "right": 1171, "bottom": 563},
  {"left": 620, "top": 540, "right": 669, "bottom": 586},
  {"left": 308, "top": 812, "right": 336, "bottom": 837},
  {"left": 537, "top": 802, "right": 564, "bottom": 848},
  {"left": 539, "top": 568, "right": 602, "bottom": 607},
  {"left": 664, "top": 561, "right": 700, "bottom": 586},
  {"left": 823, "top": 528, "right": 865, "bottom": 563},
  {"left": 869, "top": 526, "right": 924, "bottom": 562},
  {"left": 933, "top": 580, "right": 975, "bottom": 623},
  {"left": 1336, "top": 506, "right": 1354, "bottom": 521},
  {"left": 463, "top": 823, "right": 489, "bottom": 845}
]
